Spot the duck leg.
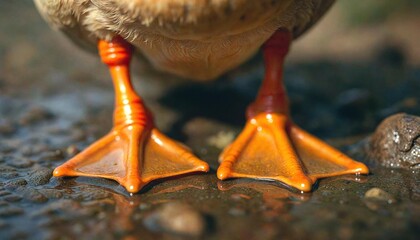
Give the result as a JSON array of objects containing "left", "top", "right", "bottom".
[
  {"left": 54, "top": 37, "right": 209, "bottom": 193},
  {"left": 217, "top": 30, "right": 368, "bottom": 192}
]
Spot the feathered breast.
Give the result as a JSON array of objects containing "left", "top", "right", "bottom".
[{"left": 34, "top": 0, "right": 334, "bottom": 80}]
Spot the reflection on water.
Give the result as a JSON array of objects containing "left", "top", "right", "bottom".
[{"left": 218, "top": 179, "right": 311, "bottom": 219}]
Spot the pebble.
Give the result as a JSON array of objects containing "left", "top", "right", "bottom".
[
  {"left": 27, "top": 167, "right": 53, "bottom": 186},
  {"left": 66, "top": 145, "right": 80, "bottom": 156},
  {"left": 38, "top": 189, "right": 63, "bottom": 199},
  {"left": 364, "top": 188, "right": 396, "bottom": 203},
  {"left": 4, "top": 194, "right": 22, "bottom": 203},
  {"left": 72, "top": 188, "right": 111, "bottom": 201},
  {"left": 8, "top": 157, "right": 34, "bottom": 168},
  {"left": 0, "top": 164, "right": 17, "bottom": 172},
  {"left": 0, "top": 190, "right": 11, "bottom": 197},
  {"left": 0, "top": 139, "right": 22, "bottom": 153},
  {"left": 15, "top": 187, "right": 48, "bottom": 203},
  {"left": 143, "top": 202, "right": 206, "bottom": 237},
  {"left": 368, "top": 113, "right": 420, "bottom": 169},
  {"left": 231, "top": 193, "right": 251, "bottom": 201},
  {"left": 4, "top": 178, "right": 28, "bottom": 190},
  {"left": 0, "top": 120, "right": 16, "bottom": 135},
  {"left": 0, "top": 172, "right": 19, "bottom": 179},
  {"left": 364, "top": 188, "right": 397, "bottom": 211},
  {"left": 0, "top": 206, "right": 24, "bottom": 217},
  {"left": 21, "top": 144, "right": 50, "bottom": 157},
  {"left": 228, "top": 207, "right": 247, "bottom": 217},
  {"left": 37, "top": 150, "right": 65, "bottom": 161},
  {"left": 0, "top": 200, "right": 8, "bottom": 206}
]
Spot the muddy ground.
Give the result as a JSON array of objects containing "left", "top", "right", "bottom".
[{"left": 0, "top": 1, "right": 419, "bottom": 239}]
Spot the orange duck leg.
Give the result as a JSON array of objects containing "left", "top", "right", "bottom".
[
  {"left": 217, "top": 30, "right": 368, "bottom": 192},
  {"left": 53, "top": 37, "right": 209, "bottom": 193}
]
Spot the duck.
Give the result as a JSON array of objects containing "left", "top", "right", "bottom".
[{"left": 34, "top": 0, "right": 369, "bottom": 193}]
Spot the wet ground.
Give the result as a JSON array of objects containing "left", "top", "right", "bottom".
[{"left": 0, "top": 1, "right": 419, "bottom": 239}]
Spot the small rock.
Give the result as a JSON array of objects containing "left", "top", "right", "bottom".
[
  {"left": 364, "top": 188, "right": 396, "bottom": 203},
  {"left": 72, "top": 187, "right": 111, "bottom": 201},
  {"left": 0, "top": 163, "right": 17, "bottom": 172},
  {"left": 0, "top": 139, "right": 22, "bottom": 153},
  {"left": 0, "top": 190, "right": 11, "bottom": 197},
  {"left": 364, "top": 188, "right": 396, "bottom": 211},
  {"left": 17, "top": 187, "right": 48, "bottom": 203},
  {"left": 206, "top": 131, "right": 235, "bottom": 149},
  {"left": 27, "top": 167, "right": 53, "bottom": 186},
  {"left": 8, "top": 157, "right": 34, "bottom": 168},
  {"left": 37, "top": 150, "right": 64, "bottom": 161},
  {"left": 0, "top": 206, "right": 24, "bottom": 217},
  {"left": 0, "top": 171, "right": 19, "bottom": 179},
  {"left": 4, "top": 194, "right": 22, "bottom": 203},
  {"left": 4, "top": 178, "right": 27, "bottom": 190},
  {"left": 38, "top": 189, "right": 63, "bottom": 199},
  {"left": 231, "top": 193, "right": 251, "bottom": 201},
  {"left": 228, "top": 207, "right": 247, "bottom": 217},
  {"left": 0, "top": 120, "right": 16, "bottom": 135},
  {"left": 0, "top": 200, "right": 9, "bottom": 207},
  {"left": 21, "top": 144, "right": 50, "bottom": 157},
  {"left": 144, "top": 202, "right": 206, "bottom": 237},
  {"left": 368, "top": 113, "right": 420, "bottom": 169},
  {"left": 66, "top": 145, "right": 80, "bottom": 156}
]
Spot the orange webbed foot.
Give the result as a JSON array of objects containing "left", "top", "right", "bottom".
[
  {"left": 54, "top": 37, "right": 209, "bottom": 193},
  {"left": 54, "top": 124, "right": 209, "bottom": 193},
  {"left": 217, "top": 113, "right": 369, "bottom": 192}
]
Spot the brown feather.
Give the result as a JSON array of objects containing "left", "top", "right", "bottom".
[{"left": 34, "top": 0, "right": 334, "bottom": 80}]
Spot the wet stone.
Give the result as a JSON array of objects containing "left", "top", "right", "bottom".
[
  {"left": 0, "top": 164, "right": 17, "bottom": 172},
  {"left": 0, "top": 172, "right": 19, "bottom": 179},
  {"left": 0, "top": 120, "right": 16, "bottom": 135},
  {"left": 66, "top": 145, "right": 80, "bottom": 156},
  {"left": 37, "top": 149, "right": 65, "bottom": 162},
  {"left": 8, "top": 157, "right": 34, "bottom": 168},
  {"left": 144, "top": 202, "right": 206, "bottom": 237},
  {"left": 368, "top": 113, "right": 420, "bottom": 169},
  {"left": 364, "top": 188, "right": 397, "bottom": 211},
  {"left": 0, "top": 139, "right": 22, "bottom": 153},
  {"left": 4, "top": 194, "right": 22, "bottom": 203},
  {"left": 228, "top": 207, "right": 248, "bottom": 217},
  {"left": 0, "top": 191, "right": 11, "bottom": 197},
  {"left": 72, "top": 188, "right": 111, "bottom": 201},
  {"left": 26, "top": 167, "right": 53, "bottom": 186},
  {"left": 17, "top": 187, "right": 48, "bottom": 203},
  {"left": 0, "top": 200, "right": 8, "bottom": 206},
  {"left": 21, "top": 144, "right": 50, "bottom": 157},
  {"left": 0, "top": 206, "right": 24, "bottom": 217},
  {"left": 4, "top": 178, "right": 27, "bottom": 190},
  {"left": 38, "top": 189, "right": 63, "bottom": 200}
]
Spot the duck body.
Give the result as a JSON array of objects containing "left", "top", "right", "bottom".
[{"left": 34, "top": 0, "right": 334, "bottom": 80}]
